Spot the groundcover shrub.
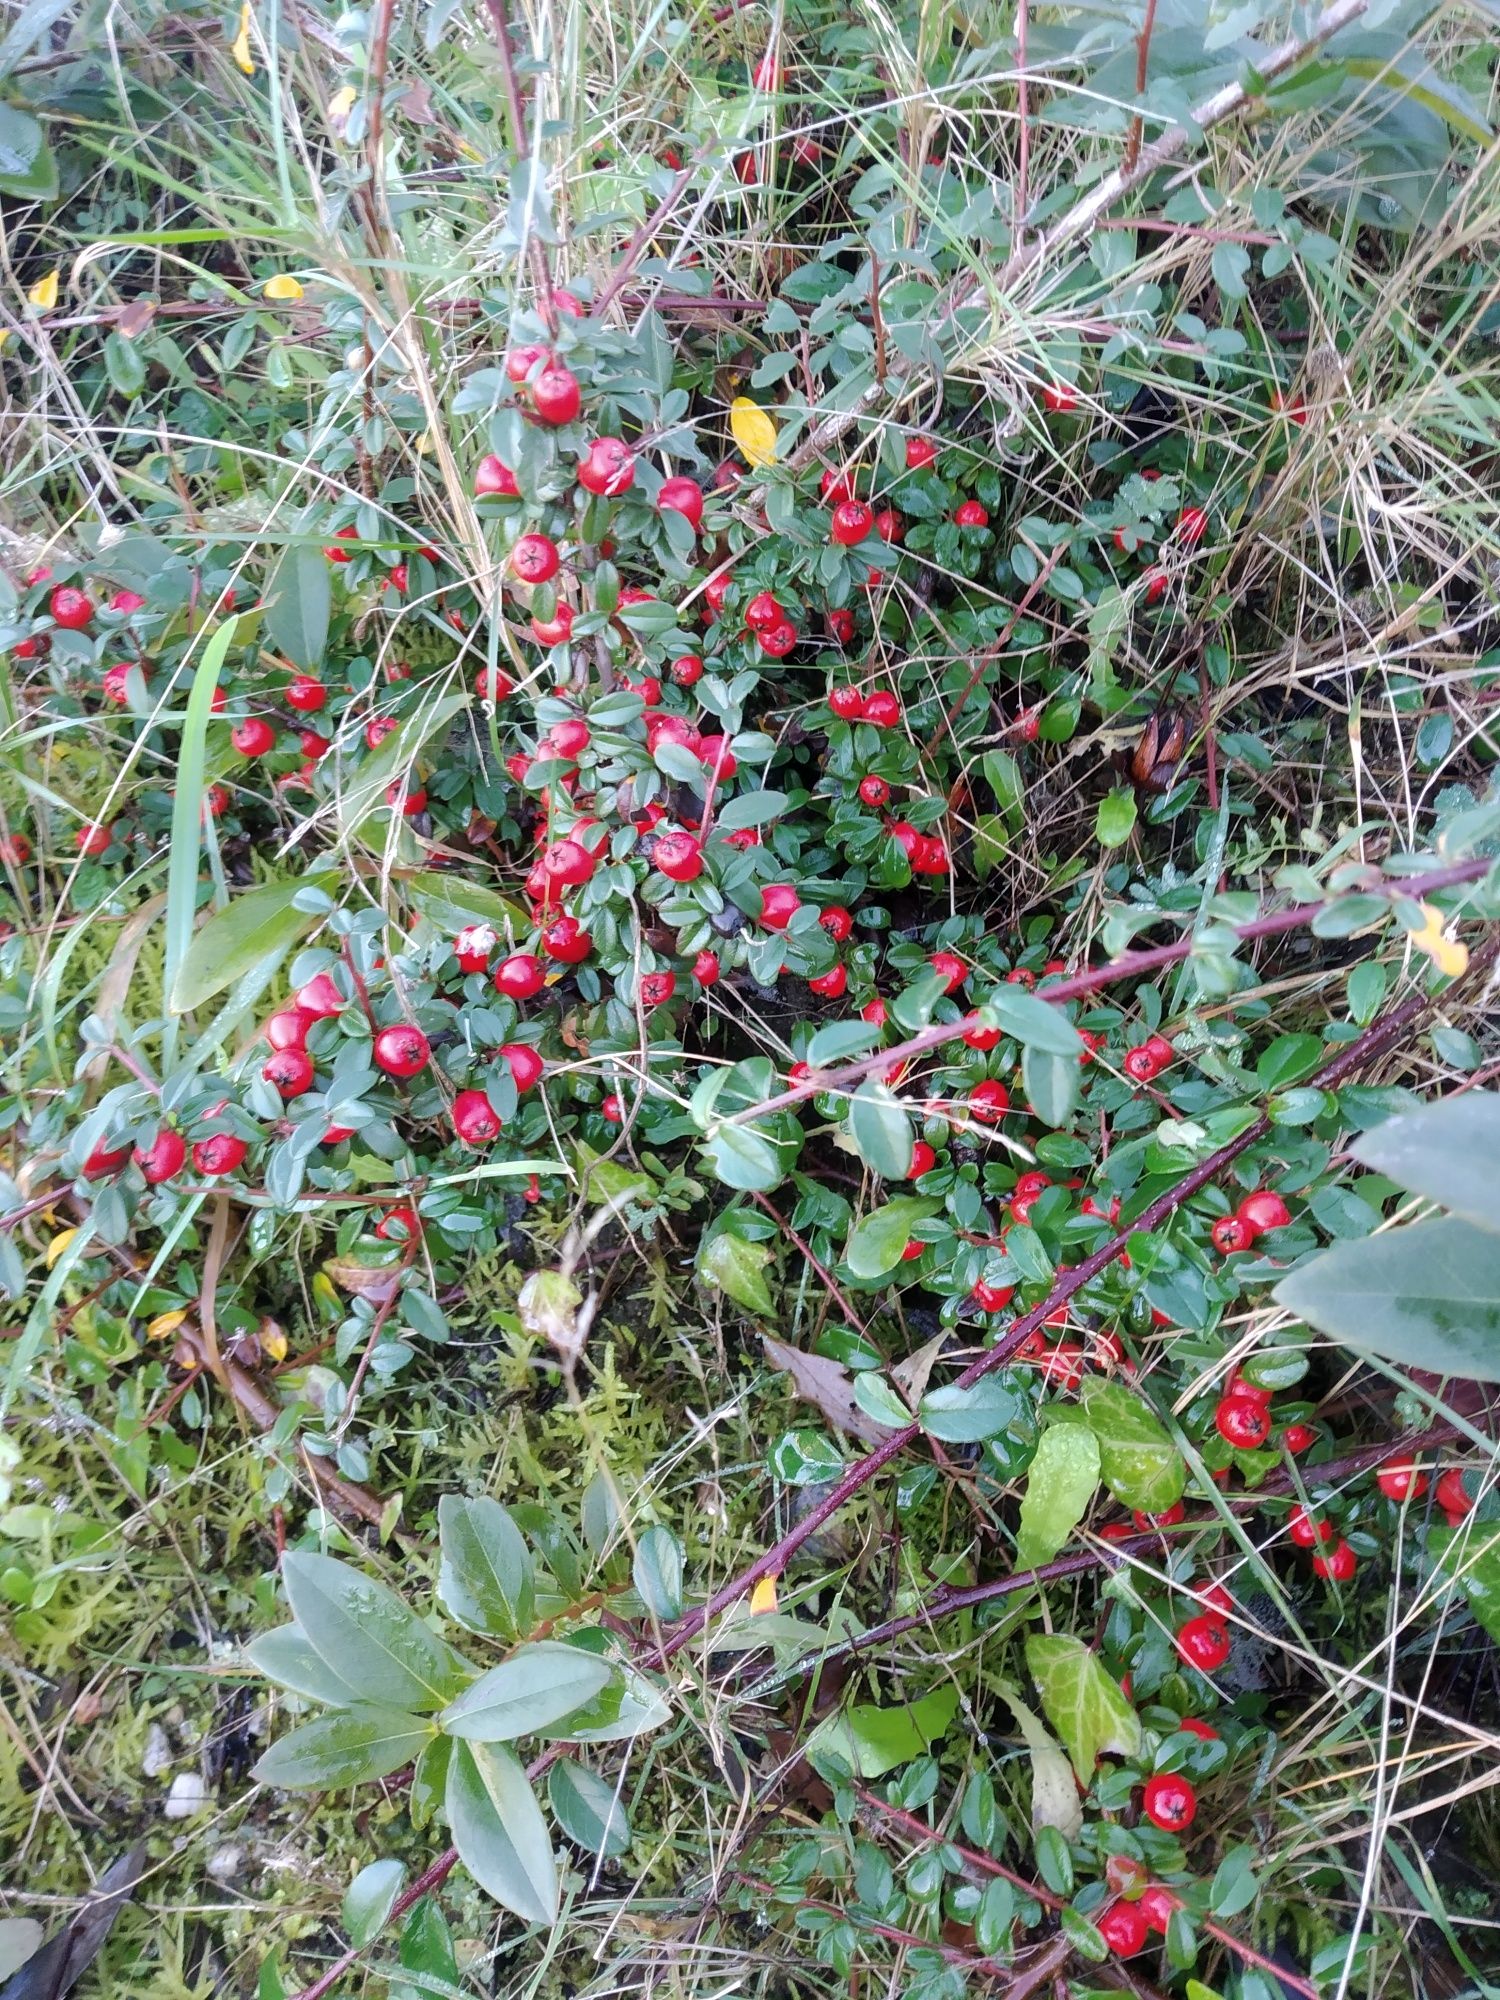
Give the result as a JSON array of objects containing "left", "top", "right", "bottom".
[{"left": 2, "top": 0, "right": 1500, "bottom": 1995}]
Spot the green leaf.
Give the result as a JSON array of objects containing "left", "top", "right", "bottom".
[
  {"left": 1078, "top": 1378, "right": 1185, "bottom": 1512},
  {"left": 805, "top": 1686, "right": 959, "bottom": 1779},
  {"left": 547, "top": 1760, "right": 631, "bottom": 1857},
  {"left": 698, "top": 1121, "right": 788, "bottom": 1192},
  {"left": 245, "top": 1622, "right": 361, "bottom": 1707},
  {"left": 282, "top": 1552, "right": 464, "bottom": 1714},
  {"left": 1339, "top": 52, "right": 1493, "bottom": 143},
  {"left": 253, "top": 1706, "right": 433, "bottom": 1789},
  {"left": 806, "top": 1020, "right": 882, "bottom": 1066},
  {"left": 406, "top": 872, "right": 528, "bottom": 936},
  {"left": 169, "top": 877, "right": 320, "bottom": 1013},
  {"left": 1016, "top": 1424, "right": 1100, "bottom": 1568},
  {"left": 103, "top": 330, "right": 146, "bottom": 397},
  {"left": 1025, "top": 1633, "right": 1142, "bottom": 1782},
  {"left": 919, "top": 1376, "right": 1020, "bottom": 1443},
  {"left": 1351, "top": 1092, "right": 1500, "bottom": 1234},
  {"left": 264, "top": 541, "right": 332, "bottom": 671},
  {"left": 632, "top": 1524, "right": 684, "bottom": 1622},
  {"left": 995, "top": 1680, "right": 1082, "bottom": 1838},
  {"left": 397, "top": 1895, "right": 458, "bottom": 1991},
  {"left": 697, "top": 1229, "right": 774, "bottom": 1314},
  {"left": 1429, "top": 1524, "right": 1500, "bottom": 1644},
  {"left": 1023, "top": 1045, "right": 1079, "bottom": 1127},
  {"left": 769, "top": 1427, "right": 847, "bottom": 1485},
  {"left": 1095, "top": 789, "right": 1137, "bottom": 848},
  {"left": 439, "top": 1644, "right": 612, "bottom": 1741},
  {"left": 1346, "top": 958, "right": 1387, "bottom": 1025},
  {"left": 163, "top": 621, "right": 236, "bottom": 1054},
  {"left": 1209, "top": 1846, "right": 1259, "bottom": 1919},
  {"left": 445, "top": 1741, "right": 558, "bottom": 1923},
  {"left": 1274, "top": 1215, "right": 1500, "bottom": 1379},
  {"left": 715, "top": 790, "right": 788, "bottom": 831},
  {"left": 852, "top": 1372, "right": 912, "bottom": 1430},
  {"left": 437, "top": 1495, "right": 534, "bottom": 1640},
  {"left": 338, "top": 689, "right": 470, "bottom": 833},
  {"left": 1256, "top": 1033, "right": 1324, "bottom": 1090},
  {"left": 343, "top": 1858, "right": 406, "bottom": 1945},
  {"left": 845, "top": 1196, "right": 936, "bottom": 1277},
  {"left": 984, "top": 986, "right": 1084, "bottom": 1058},
  {"left": 848, "top": 1082, "right": 913, "bottom": 1178},
  {"left": 550, "top": 1662, "right": 671, "bottom": 1743},
  {"left": 0, "top": 102, "right": 56, "bottom": 197}
]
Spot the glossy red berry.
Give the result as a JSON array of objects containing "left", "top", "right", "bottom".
[
  {"left": 193, "top": 1133, "right": 249, "bottom": 1177},
  {"left": 285, "top": 676, "right": 326, "bottom": 712},
  {"left": 905, "top": 434, "right": 938, "bottom": 469},
  {"left": 1042, "top": 382, "right": 1078, "bottom": 414},
  {"left": 50, "top": 585, "right": 94, "bottom": 630},
  {"left": 653, "top": 831, "right": 703, "bottom": 882},
  {"left": 1215, "top": 1395, "right": 1272, "bottom": 1450},
  {"left": 962, "top": 1014, "right": 1002, "bottom": 1052},
  {"left": 531, "top": 364, "right": 581, "bottom": 425},
  {"left": 639, "top": 971, "right": 676, "bottom": 1008},
  {"left": 693, "top": 951, "right": 721, "bottom": 986},
  {"left": 1138, "top": 1884, "right": 1178, "bottom": 1934},
  {"left": 475, "top": 454, "right": 520, "bottom": 498},
  {"left": 759, "top": 619, "right": 797, "bottom": 658},
  {"left": 1124, "top": 1046, "right": 1161, "bottom": 1083},
  {"left": 232, "top": 716, "right": 277, "bottom": 757},
  {"left": 819, "top": 905, "right": 853, "bottom": 943},
  {"left": 542, "top": 915, "right": 591, "bottom": 963},
  {"left": 861, "top": 997, "right": 887, "bottom": 1027},
  {"left": 1288, "top": 1505, "right": 1334, "bottom": 1548},
  {"left": 1211, "top": 1215, "right": 1253, "bottom": 1255},
  {"left": 863, "top": 690, "right": 901, "bottom": 728},
  {"left": 829, "top": 686, "right": 865, "bottom": 721},
  {"left": 1174, "top": 1616, "right": 1230, "bottom": 1672},
  {"left": 504, "top": 343, "right": 549, "bottom": 384},
  {"left": 1371, "top": 1456, "right": 1422, "bottom": 1503},
  {"left": 577, "top": 436, "right": 635, "bottom": 497},
  {"left": 670, "top": 653, "right": 704, "bottom": 686},
  {"left": 744, "top": 590, "right": 782, "bottom": 633},
  {"left": 1280, "top": 1422, "right": 1317, "bottom": 1455},
  {"left": 830, "top": 500, "right": 873, "bottom": 546},
  {"left": 81, "top": 1139, "right": 131, "bottom": 1179},
  {"left": 1178, "top": 1716, "right": 1218, "bottom": 1741},
  {"left": 826, "top": 608, "right": 856, "bottom": 646},
  {"left": 954, "top": 500, "right": 988, "bottom": 527},
  {"left": 1435, "top": 1468, "right": 1471, "bottom": 1516},
  {"left": 908, "top": 1140, "right": 936, "bottom": 1178},
  {"left": 500, "top": 1043, "right": 544, "bottom": 1093},
  {"left": 76, "top": 821, "right": 113, "bottom": 857},
  {"left": 1097, "top": 1902, "right": 1147, "bottom": 1958},
  {"left": 874, "top": 508, "right": 902, "bottom": 543},
  {"left": 1132, "top": 1502, "right": 1185, "bottom": 1532},
  {"left": 658, "top": 476, "right": 704, "bottom": 530},
  {"left": 858, "top": 774, "right": 890, "bottom": 807},
  {"left": 373, "top": 1025, "right": 430, "bottom": 1078},
  {"left": 531, "top": 606, "right": 574, "bottom": 646},
  {"left": 1312, "top": 1539, "right": 1357, "bottom": 1581},
  {"left": 543, "top": 838, "right": 596, "bottom": 889},
  {"left": 295, "top": 972, "right": 344, "bottom": 1018},
  {"left": 760, "top": 883, "right": 801, "bottom": 931},
  {"left": 1237, "top": 1190, "right": 1292, "bottom": 1235},
  {"left": 511, "top": 533, "right": 560, "bottom": 584},
  {"left": 1142, "top": 1771, "right": 1198, "bottom": 1831},
  {"left": 1144, "top": 567, "right": 1169, "bottom": 603},
  {"left": 452, "top": 1089, "right": 500, "bottom": 1145},
  {"left": 968, "top": 1080, "right": 1010, "bottom": 1123},
  {"left": 971, "top": 1280, "right": 1014, "bottom": 1313},
  {"left": 452, "top": 926, "right": 496, "bottom": 974},
  {"left": 263, "top": 1048, "right": 315, "bottom": 1097},
  {"left": 133, "top": 1128, "right": 186, "bottom": 1185},
  {"left": 600, "top": 1093, "right": 623, "bottom": 1123},
  {"left": 496, "top": 952, "right": 546, "bottom": 999},
  {"left": 375, "top": 1205, "right": 420, "bottom": 1241},
  {"left": 809, "top": 964, "right": 847, "bottom": 999}
]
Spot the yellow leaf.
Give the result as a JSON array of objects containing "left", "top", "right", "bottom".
[
  {"left": 1409, "top": 902, "right": 1468, "bottom": 979},
  {"left": 232, "top": 1, "right": 254, "bottom": 74},
  {"left": 260, "top": 1321, "right": 288, "bottom": 1362},
  {"left": 0, "top": 329, "right": 10, "bottom": 350},
  {"left": 263, "top": 274, "right": 303, "bottom": 302},
  {"left": 749, "top": 1574, "right": 779, "bottom": 1614},
  {"left": 27, "top": 270, "right": 58, "bottom": 312},
  {"left": 311, "top": 1270, "right": 342, "bottom": 1315},
  {"left": 147, "top": 1309, "right": 189, "bottom": 1342},
  {"left": 729, "top": 395, "right": 778, "bottom": 469},
  {"left": 328, "top": 85, "right": 357, "bottom": 121},
  {"left": 45, "top": 1229, "right": 77, "bottom": 1268}
]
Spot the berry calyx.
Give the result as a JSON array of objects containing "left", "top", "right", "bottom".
[
  {"left": 1211, "top": 1215, "right": 1253, "bottom": 1255},
  {"left": 452, "top": 1090, "right": 500, "bottom": 1145},
  {"left": 1141, "top": 1772, "right": 1198, "bottom": 1831},
  {"left": 819, "top": 905, "right": 853, "bottom": 942},
  {"left": 1124, "top": 1045, "right": 1162, "bottom": 1083},
  {"left": 511, "top": 533, "right": 561, "bottom": 584},
  {"left": 639, "top": 971, "right": 677, "bottom": 1008}
]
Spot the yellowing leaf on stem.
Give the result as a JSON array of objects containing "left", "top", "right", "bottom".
[
  {"left": 45, "top": 1229, "right": 77, "bottom": 1268},
  {"left": 749, "top": 1574, "right": 778, "bottom": 1614},
  {"left": 147, "top": 1309, "right": 189, "bottom": 1342},
  {"left": 232, "top": 2, "right": 255, "bottom": 74},
  {"left": 263, "top": 274, "right": 304, "bottom": 302},
  {"left": 328, "top": 86, "right": 358, "bottom": 121},
  {"left": 27, "top": 271, "right": 58, "bottom": 312},
  {"left": 1409, "top": 902, "right": 1468, "bottom": 978},
  {"left": 729, "top": 396, "right": 777, "bottom": 469}
]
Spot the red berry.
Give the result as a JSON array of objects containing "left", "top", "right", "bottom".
[
  {"left": 76, "top": 821, "right": 113, "bottom": 857},
  {"left": 826, "top": 608, "right": 856, "bottom": 646},
  {"left": 300, "top": 730, "right": 331, "bottom": 761},
  {"left": 909, "top": 1140, "right": 936, "bottom": 1178},
  {"left": 133, "top": 1128, "right": 186, "bottom": 1185},
  {"left": 820, "top": 468, "right": 856, "bottom": 505},
  {"left": 1036, "top": 1343, "right": 1085, "bottom": 1390},
  {"left": 50, "top": 585, "right": 94, "bottom": 630},
  {"left": 858, "top": 774, "right": 890, "bottom": 807},
  {"left": 285, "top": 676, "right": 326, "bottom": 712},
  {"left": 1042, "top": 382, "right": 1078, "bottom": 414},
  {"left": 809, "top": 964, "right": 847, "bottom": 999},
  {"left": 670, "top": 653, "right": 704, "bottom": 686},
  {"left": 760, "top": 883, "right": 801, "bottom": 931},
  {"left": 962, "top": 1015, "right": 1002, "bottom": 1052},
  {"left": 759, "top": 620, "right": 797, "bottom": 658},
  {"left": 1174, "top": 1616, "right": 1230, "bottom": 1672},
  {"left": 547, "top": 717, "right": 590, "bottom": 761},
  {"left": 324, "top": 524, "right": 359, "bottom": 560},
  {"left": 830, "top": 500, "right": 873, "bottom": 546},
  {"left": 295, "top": 972, "right": 344, "bottom": 1018},
  {"left": 386, "top": 781, "right": 426, "bottom": 815},
  {"left": 968, "top": 1080, "right": 1010, "bottom": 1123},
  {"left": 263, "top": 1047, "right": 315, "bottom": 1097},
  {"left": 1215, "top": 1395, "right": 1272, "bottom": 1450},
  {"left": 366, "top": 717, "right": 398, "bottom": 749},
  {"left": 744, "top": 590, "right": 782, "bottom": 632},
  {"left": 511, "top": 533, "right": 560, "bottom": 584},
  {"left": 1139, "top": 1885, "right": 1178, "bottom": 1935},
  {"left": 829, "top": 686, "right": 865, "bottom": 720},
  {"left": 531, "top": 606, "right": 574, "bottom": 646},
  {"left": 1288, "top": 1505, "right": 1335, "bottom": 1548},
  {"left": 373, "top": 1025, "right": 430, "bottom": 1078},
  {"left": 954, "top": 500, "right": 988, "bottom": 527},
  {"left": 504, "top": 343, "right": 549, "bottom": 384},
  {"left": 1145, "top": 568, "right": 1169, "bottom": 603},
  {"left": 542, "top": 915, "right": 591, "bottom": 963},
  {"left": 453, "top": 1089, "right": 500, "bottom": 1146},
  {"left": 500, "top": 1042, "right": 544, "bottom": 1094},
  {"left": 863, "top": 690, "right": 901, "bottom": 728},
  {"left": 1237, "top": 1190, "right": 1292, "bottom": 1235},
  {"left": 1132, "top": 1503, "right": 1185, "bottom": 1532},
  {"left": 929, "top": 951, "right": 966, "bottom": 993},
  {"left": 110, "top": 588, "right": 146, "bottom": 614},
  {"left": 874, "top": 509, "right": 902, "bottom": 544},
  {"left": 1142, "top": 1771, "right": 1198, "bottom": 1831},
  {"left": 699, "top": 734, "right": 737, "bottom": 779},
  {"left": 1435, "top": 1468, "right": 1470, "bottom": 1515},
  {"left": 861, "top": 997, "right": 887, "bottom": 1027},
  {"left": 1280, "top": 1422, "right": 1317, "bottom": 1455},
  {"left": 577, "top": 436, "right": 635, "bottom": 497},
  {"left": 1015, "top": 1171, "right": 1051, "bottom": 1198},
  {"left": 81, "top": 1139, "right": 131, "bottom": 1179},
  {"left": 452, "top": 925, "right": 496, "bottom": 974},
  {"left": 232, "top": 716, "right": 277, "bottom": 757},
  {"left": 653, "top": 831, "right": 703, "bottom": 882},
  {"left": 693, "top": 950, "right": 721, "bottom": 986},
  {"left": 375, "top": 1205, "right": 420, "bottom": 1241},
  {"left": 475, "top": 454, "right": 520, "bottom": 498},
  {"left": 1144, "top": 1032, "right": 1174, "bottom": 1067},
  {"left": 1097, "top": 1902, "right": 1147, "bottom": 1957},
  {"left": 1312, "top": 1539, "right": 1357, "bottom": 1581},
  {"left": 543, "top": 838, "right": 596, "bottom": 889},
  {"left": 1179, "top": 1716, "right": 1218, "bottom": 1741},
  {"left": 819, "top": 906, "right": 853, "bottom": 942},
  {"left": 1124, "top": 1046, "right": 1161, "bottom": 1083},
  {"left": 905, "top": 434, "right": 938, "bottom": 469},
  {"left": 193, "top": 1133, "right": 249, "bottom": 1177},
  {"left": 531, "top": 364, "right": 581, "bottom": 425},
  {"left": 971, "top": 1279, "right": 1014, "bottom": 1313},
  {"left": 496, "top": 953, "right": 545, "bottom": 999},
  {"left": 1176, "top": 506, "right": 1208, "bottom": 545},
  {"left": 600, "top": 1093, "right": 623, "bottom": 1123},
  {"left": 639, "top": 971, "right": 676, "bottom": 1008},
  {"left": 658, "top": 476, "right": 704, "bottom": 530},
  {"left": 1211, "top": 1215, "right": 1253, "bottom": 1255}
]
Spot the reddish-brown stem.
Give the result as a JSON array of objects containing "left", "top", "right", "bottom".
[
  {"left": 479, "top": 0, "right": 555, "bottom": 323},
  {"left": 722, "top": 856, "right": 1490, "bottom": 1130},
  {"left": 291, "top": 1846, "right": 459, "bottom": 2000},
  {"left": 925, "top": 542, "right": 1065, "bottom": 773},
  {"left": 749, "top": 1188, "right": 868, "bottom": 1335},
  {"left": 590, "top": 160, "right": 699, "bottom": 321},
  {"left": 655, "top": 941, "right": 1493, "bottom": 1659},
  {"left": 1123, "top": 0, "right": 1160, "bottom": 174}
]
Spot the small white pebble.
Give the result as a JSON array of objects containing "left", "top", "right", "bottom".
[
  {"left": 164, "top": 1771, "right": 207, "bottom": 1820},
  {"left": 206, "top": 1844, "right": 245, "bottom": 1884},
  {"left": 142, "top": 1723, "right": 173, "bottom": 1778}
]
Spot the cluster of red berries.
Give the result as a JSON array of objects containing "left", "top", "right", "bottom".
[
  {"left": 1122, "top": 1032, "right": 1174, "bottom": 1083},
  {"left": 1210, "top": 1188, "right": 1292, "bottom": 1256},
  {"left": 1212, "top": 1368, "right": 1312, "bottom": 1456}
]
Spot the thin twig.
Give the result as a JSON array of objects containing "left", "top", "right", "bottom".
[{"left": 1122, "top": 0, "right": 1160, "bottom": 175}]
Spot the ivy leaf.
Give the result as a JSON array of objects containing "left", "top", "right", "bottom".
[
  {"left": 1016, "top": 1424, "right": 1100, "bottom": 1568},
  {"left": 445, "top": 1741, "right": 558, "bottom": 1923},
  {"left": 547, "top": 1760, "right": 631, "bottom": 1857},
  {"left": 844, "top": 1196, "right": 936, "bottom": 1277},
  {"left": 697, "top": 1228, "right": 774, "bottom": 1314},
  {"left": 253, "top": 1707, "right": 433, "bottom": 1789},
  {"left": 281, "top": 1552, "right": 467, "bottom": 1713},
  {"left": 848, "top": 1081, "right": 913, "bottom": 1178},
  {"left": 1078, "top": 1379, "right": 1185, "bottom": 1513},
  {"left": 805, "top": 1686, "right": 959, "bottom": 1779},
  {"left": 439, "top": 1643, "right": 612, "bottom": 1742},
  {"left": 1274, "top": 1216, "right": 1500, "bottom": 1380},
  {"left": 437, "top": 1495, "right": 535, "bottom": 1640},
  {"left": 1025, "top": 1633, "right": 1142, "bottom": 1781}
]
